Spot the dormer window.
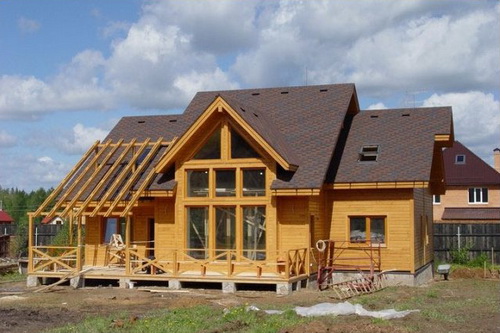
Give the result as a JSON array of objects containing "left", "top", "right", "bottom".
[
  {"left": 359, "top": 145, "right": 379, "bottom": 162},
  {"left": 455, "top": 154, "right": 466, "bottom": 164}
]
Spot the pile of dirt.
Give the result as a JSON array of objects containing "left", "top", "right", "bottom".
[{"left": 451, "top": 267, "right": 500, "bottom": 279}]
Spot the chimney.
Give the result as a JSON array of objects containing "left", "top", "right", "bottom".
[{"left": 494, "top": 148, "right": 500, "bottom": 173}]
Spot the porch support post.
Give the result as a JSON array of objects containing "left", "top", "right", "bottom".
[
  {"left": 69, "top": 211, "right": 74, "bottom": 245},
  {"left": 28, "top": 213, "right": 34, "bottom": 273},
  {"left": 125, "top": 215, "right": 131, "bottom": 275},
  {"left": 77, "top": 215, "right": 83, "bottom": 271}
]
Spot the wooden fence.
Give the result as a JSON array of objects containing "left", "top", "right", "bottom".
[
  {"left": 1, "top": 224, "right": 64, "bottom": 247},
  {"left": 434, "top": 223, "right": 500, "bottom": 265}
]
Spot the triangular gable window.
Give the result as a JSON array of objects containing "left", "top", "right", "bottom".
[
  {"left": 231, "top": 130, "right": 261, "bottom": 159},
  {"left": 193, "top": 129, "right": 221, "bottom": 159}
]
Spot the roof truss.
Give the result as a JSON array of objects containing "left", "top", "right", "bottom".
[{"left": 34, "top": 137, "right": 174, "bottom": 219}]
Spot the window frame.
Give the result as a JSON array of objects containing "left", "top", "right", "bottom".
[
  {"left": 455, "top": 154, "right": 466, "bottom": 164},
  {"left": 433, "top": 194, "right": 441, "bottom": 204},
  {"left": 102, "top": 217, "right": 125, "bottom": 244},
  {"left": 349, "top": 216, "right": 387, "bottom": 245},
  {"left": 358, "top": 145, "right": 380, "bottom": 162},
  {"left": 468, "top": 187, "right": 488, "bottom": 204}
]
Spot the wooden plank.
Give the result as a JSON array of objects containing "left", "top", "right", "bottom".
[
  {"left": 88, "top": 139, "right": 138, "bottom": 217},
  {"left": 60, "top": 139, "right": 125, "bottom": 217},
  {"left": 33, "top": 267, "right": 93, "bottom": 293},
  {"left": 105, "top": 137, "right": 163, "bottom": 216},
  {"left": 47, "top": 140, "right": 113, "bottom": 218},
  {"left": 33, "top": 141, "right": 100, "bottom": 217},
  {"left": 120, "top": 138, "right": 177, "bottom": 217}
]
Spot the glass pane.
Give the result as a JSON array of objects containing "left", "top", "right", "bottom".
[
  {"left": 215, "top": 207, "right": 236, "bottom": 259},
  {"left": 482, "top": 188, "right": 488, "bottom": 203},
  {"left": 370, "top": 218, "right": 385, "bottom": 243},
  {"left": 194, "top": 129, "right": 220, "bottom": 159},
  {"left": 243, "top": 207, "right": 266, "bottom": 260},
  {"left": 468, "top": 188, "right": 474, "bottom": 203},
  {"left": 187, "top": 170, "right": 209, "bottom": 197},
  {"left": 104, "top": 218, "right": 118, "bottom": 244},
  {"left": 215, "top": 170, "right": 236, "bottom": 197},
  {"left": 350, "top": 217, "right": 366, "bottom": 242},
  {"left": 231, "top": 130, "right": 260, "bottom": 158},
  {"left": 187, "top": 207, "right": 208, "bottom": 259},
  {"left": 243, "top": 169, "right": 265, "bottom": 196}
]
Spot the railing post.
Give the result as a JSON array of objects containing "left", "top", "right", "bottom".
[
  {"left": 285, "top": 251, "right": 290, "bottom": 279},
  {"left": 77, "top": 215, "right": 83, "bottom": 272},
  {"left": 227, "top": 251, "right": 232, "bottom": 277},
  {"left": 125, "top": 215, "right": 131, "bottom": 275},
  {"left": 28, "top": 213, "right": 34, "bottom": 273},
  {"left": 173, "top": 251, "right": 178, "bottom": 276}
]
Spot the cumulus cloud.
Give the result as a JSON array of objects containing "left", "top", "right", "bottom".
[
  {"left": 18, "top": 17, "right": 41, "bottom": 34},
  {"left": 366, "top": 103, "right": 388, "bottom": 110},
  {"left": 0, "top": 130, "right": 16, "bottom": 147},
  {"left": 422, "top": 91, "right": 500, "bottom": 164},
  {"left": 60, "top": 123, "right": 109, "bottom": 154}
]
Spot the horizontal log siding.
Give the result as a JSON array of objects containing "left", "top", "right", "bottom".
[
  {"left": 84, "top": 216, "right": 106, "bottom": 266},
  {"left": 278, "top": 197, "right": 309, "bottom": 251},
  {"left": 327, "top": 189, "right": 414, "bottom": 272},
  {"left": 155, "top": 198, "right": 176, "bottom": 259}
]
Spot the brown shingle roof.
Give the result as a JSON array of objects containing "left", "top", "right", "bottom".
[
  {"left": 334, "top": 107, "right": 453, "bottom": 183},
  {"left": 442, "top": 207, "right": 500, "bottom": 221},
  {"left": 105, "top": 84, "right": 357, "bottom": 189},
  {"left": 443, "top": 141, "right": 500, "bottom": 186}
]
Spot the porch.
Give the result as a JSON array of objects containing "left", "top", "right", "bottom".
[{"left": 27, "top": 245, "right": 311, "bottom": 293}]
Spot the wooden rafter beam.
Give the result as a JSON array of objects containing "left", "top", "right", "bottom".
[
  {"left": 33, "top": 140, "right": 100, "bottom": 217},
  {"left": 104, "top": 137, "right": 164, "bottom": 217},
  {"left": 46, "top": 140, "right": 113, "bottom": 218},
  {"left": 59, "top": 139, "right": 125, "bottom": 217},
  {"left": 120, "top": 137, "right": 177, "bottom": 217},
  {"left": 89, "top": 138, "right": 149, "bottom": 217}
]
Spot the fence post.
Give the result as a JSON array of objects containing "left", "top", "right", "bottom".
[{"left": 457, "top": 225, "right": 461, "bottom": 251}]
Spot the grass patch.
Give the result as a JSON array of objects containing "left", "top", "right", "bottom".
[
  {"left": 46, "top": 305, "right": 310, "bottom": 333},
  {"left": 0, "top": 271, "right": 25, "bottom": 283}
]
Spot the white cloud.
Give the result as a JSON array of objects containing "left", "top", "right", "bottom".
[
  {"left": 61, "top": 123, "right": 109, "bottom": 154},
  {"left": 0, "top": 130, "right": 16, "bottom": 147},
  {"left": 366, "top": 103, "right": 387, "bottom": 110},
  {"left": 422, "top": 91, "right": 500, "bottom": 164},
  {"left": 18, "top": 17, "right": 41, "bottom": 34}
]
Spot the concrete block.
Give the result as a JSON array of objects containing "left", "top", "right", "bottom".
[
  {"left": 222, "top": 282, "right": 236, "bottom": 294},
  {"left": 119, "top": 278, "right": 131, "bottom": 289},
  {"left": 169, "top": 279, "right": 181, "bottom": 290},
  {"left": 26, "top": 275, "right": 40, "bottom": 288},
  {"left": 276, "top": 282, "right": 292, "bottom": 296},
  {"left": 70, "top": 276, "right": 84, "bottom": 289}
]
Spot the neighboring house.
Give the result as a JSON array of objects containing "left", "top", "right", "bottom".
[
  {"left": 41, "top": 216, "right": 65, "bottom": 225},
  {"left": 28, "top": 84, "right": 453, "bottom": 292},
  {"left": 0, "top": 210, "right": 14, "bottom": 224},
  {"left": 433, "top": 142, "right": 500, "bottom": 263}
]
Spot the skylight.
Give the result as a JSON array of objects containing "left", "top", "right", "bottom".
[{"left": 359, "top": 145, "right": 379, "bottom": 162}]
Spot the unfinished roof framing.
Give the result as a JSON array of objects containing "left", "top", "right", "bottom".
[{"left": 34, "top": 137, "right": 175, "bottom": 219}]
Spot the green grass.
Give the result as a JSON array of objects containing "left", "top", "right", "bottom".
[
  {"left": 0, "top": 271, "right": 25, "bottom": 283},
  {"left": 46, "top": 305, "right": 310, "bottom": 333}
]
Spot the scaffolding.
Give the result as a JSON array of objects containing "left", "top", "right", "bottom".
[{"left": 315, "top": 240, "right": 388, "bottom": 299}]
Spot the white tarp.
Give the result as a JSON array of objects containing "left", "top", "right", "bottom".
[{"left": 247, "top": 302, "right": 419, "bottom": 319}]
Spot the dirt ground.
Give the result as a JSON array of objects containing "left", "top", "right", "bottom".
[{"left": 0, "top": 268, "right": 499, "bottom": 333}]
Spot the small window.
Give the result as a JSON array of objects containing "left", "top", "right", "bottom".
[
  {"left": 215, "top": 170, "right": 236, "bottom": 197},
  {"left": 359, "top": 145, "right": 379, "bottom": 162},
  {"left": 349, "top": 216, "right": 386, "bottom": 244},
  {"left": 455, "top": 154, "right": 466, "bottom": 164},
  {"left": 468, "top": 188, "right": 488, "bottom": 204},
  {"left": 243, "top": 169, "right": 265, "bottom": 196},
  {"left": 231, "top": 130, "right": 260, "bottom": 159},
  {"left": 193, "top": 129, "right": 221, "bottom": 159},
  {"left": 187, "top": 170, "right": 209, "bottom": 197},
  {"left": 433, "top": 195, "right": 441, "bottom": 204}
]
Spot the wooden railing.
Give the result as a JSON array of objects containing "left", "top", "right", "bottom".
[
  {"left": 126, "top": 247, "right": 309, "bottom": 280},
  {"left": 29, "top": 246, "right": 81, "bottom": 274}
]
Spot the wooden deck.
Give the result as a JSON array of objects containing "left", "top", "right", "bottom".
[{"left": 28, "top": 246, "right": 309, "bottom": 284}]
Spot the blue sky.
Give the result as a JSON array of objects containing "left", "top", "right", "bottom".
[{"left": 0, "top": 0, "right": 499, "bottom": 191}]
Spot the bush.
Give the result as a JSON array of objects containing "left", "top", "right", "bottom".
[{"left": 450, "top": 244, "right": 471, "bottom": 265}]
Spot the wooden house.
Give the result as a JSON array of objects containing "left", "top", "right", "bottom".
[
  {"left": 27, "top": 84, "right": 453, "bottom": 293},
  {"left": 433, "top": 142, "right": 500, "bottom": 264}
]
